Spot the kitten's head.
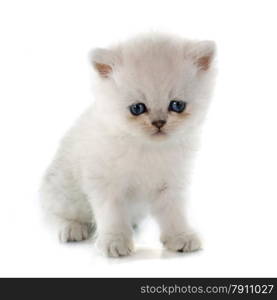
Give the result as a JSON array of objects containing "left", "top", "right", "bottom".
[{"left": 90, "top": 33, "right": 216, "bottom": 141}]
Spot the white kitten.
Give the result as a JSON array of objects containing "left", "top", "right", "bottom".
[{"left": 40, "top": 33, "right": 216, "bottom": 257}]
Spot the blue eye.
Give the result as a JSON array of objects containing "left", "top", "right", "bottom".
[
  {"left": 130, "top": 103, "right": 147, "bottom": 116},
  {"left": 168, "top": 100, "right": 186, "bottom": 113}
]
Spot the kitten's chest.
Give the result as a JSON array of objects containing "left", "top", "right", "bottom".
[{"left": 108, "top": 142, "right": 185, "bottom": 190}]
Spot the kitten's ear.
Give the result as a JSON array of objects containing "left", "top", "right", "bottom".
[
  {"left": 89, "top": 48, "right": 119, "bottom": 78},
  {"left": 187, "top": 40, "right": 216, "bottom": 71}
]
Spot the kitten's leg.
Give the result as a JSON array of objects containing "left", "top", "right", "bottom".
[
  {"left": 152, "top": 189, "right": 201, "bottom": 253},
  {"left": 89, "top": 191, "right": 134, "bottom": 257},
  {"left": 40, "top": 170, "right": 94, "bottom": 242}
]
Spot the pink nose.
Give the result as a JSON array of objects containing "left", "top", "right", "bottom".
[{"left": 152, "top": 120, "right": 166, "bottom": 129}]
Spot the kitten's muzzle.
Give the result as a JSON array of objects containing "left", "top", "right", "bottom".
[{"left": 152, "top": 120, "right": 166, "bottom": 129}]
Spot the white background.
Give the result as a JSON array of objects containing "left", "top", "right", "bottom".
[{"left": 0, "top": 0, "right": 277, "bottom": 277}]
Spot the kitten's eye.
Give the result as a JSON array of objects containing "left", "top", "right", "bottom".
[
  {"left": 130, "top": 103, "right": 147, "bottom": 116},
  {"left": 168, "top": 100, "right": 186, "bottom": 113}
]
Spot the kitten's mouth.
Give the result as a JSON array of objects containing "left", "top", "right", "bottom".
[{"left": 153, "top": 130, "right": 166, "bottom": 136}]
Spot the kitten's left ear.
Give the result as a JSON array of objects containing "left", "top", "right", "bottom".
[
  {"left": 187, "top": 40, "right": 216, "bottom": 72},
  {"left": 89, "top": 48, "right": 120, "bottom": 78}
]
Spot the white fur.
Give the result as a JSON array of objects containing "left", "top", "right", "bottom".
[{"left": 40, "top": 33, "right": 216, "bottom": 257}]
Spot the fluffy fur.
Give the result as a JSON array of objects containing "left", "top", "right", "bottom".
[{"left": 40, "top": 33, "right": 216, "bottom": 257}]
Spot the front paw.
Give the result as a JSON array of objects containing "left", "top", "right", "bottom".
[
  {"left": 161, "top": 232, "right": 201, "bottom": 253},
  {"left": 97, "top": 233, "right": 134, "bottom": 257}
]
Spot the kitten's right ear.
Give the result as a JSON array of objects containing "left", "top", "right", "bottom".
[
  {"left": 89, "top": 48, "right": 119, "bottom": 78},
  {"left": 186, "top": 40, "right": 216, "bottom": 72}
]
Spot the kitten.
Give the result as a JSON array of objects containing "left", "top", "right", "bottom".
[{"left": 40, "top": 33, "right": 216, "bottom": 257}]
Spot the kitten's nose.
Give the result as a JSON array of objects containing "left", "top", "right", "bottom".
[{"left": 152, "top": 120, "right": 166, "bottom": 129}]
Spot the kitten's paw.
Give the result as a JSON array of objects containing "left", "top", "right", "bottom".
[
  {"left": 59, "top": 221, "right": 92, "bottom": 243},
  {"left": 97, "top": 233, "right": 134, "bottom": 257},
  {"left": 161, "top": 232, "right": 201, "bottom": 253}
]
